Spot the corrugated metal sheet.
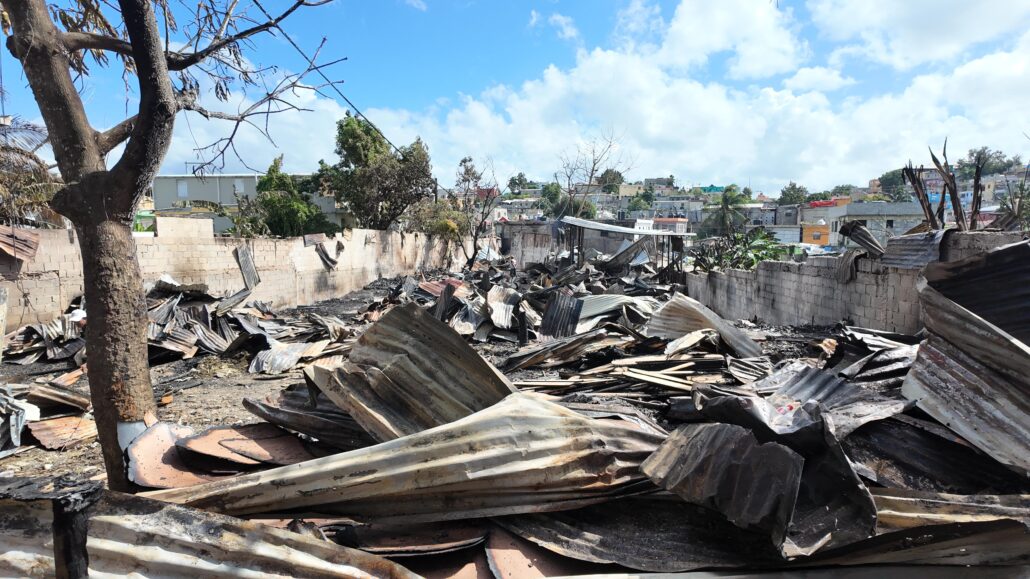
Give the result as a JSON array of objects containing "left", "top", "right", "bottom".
[
  {"left": 642, "top": 423, "right": 804, "bottom": 546},
  {"left": 599, "top": 236, "right": 655, "bottom": 272},
  {"left": 234, "top": 245, "right": 261, "bottom": 289},
  {"left": 727, "top": 356, "right": 773, "bottom": 384},
  {"left": 839, "top": 221, "right": 886, "bottom": 258},
  {"left": 902, "top": 241, "right": 1030, "bottom": 475},
  {"left": 496, "top": 498, "right": 782, "bottom": 572},
  {"left": 26, "top": 415, "right": 97, "bottom": 450},
  {"left": 0, "top": 478, "right": 418, "bottom": 578},
  {"left": 244, "top": 383, "right": 376, "bottom": 451},
  {"left": 870, "top": 487, "right": 1030, "bottom": 533},
  {"left": 486, "top": 286, "right": 521, "bottom": 330},
  {"left": 578, "top": 294, "right": 658, "bottom": 320},
  {"left": 0, "top": 224, "right": 39, "bottom": 260},
  {"left": 881, "top": 230, "right": 948, "bottom": 269},
  {"left": 144, "top": 393, "right": 664, "bottom": 521},
  {"left": 539, "top": 293, "right": 583, "bottom": 338},
  {"left": 249, "top": 340, "right": 329, "bottom": 374},
  {"left": 419, "top": 278, "right": 472, "bottom": 298},
  {"left": 644, "top": 293, "right": 763, "bottom": 358},
  {"left": 560, "top": 216, "right": 689, "bottom": 237},
  {"left": 317, "top": 303, "right": 516, "bottom": 442}
]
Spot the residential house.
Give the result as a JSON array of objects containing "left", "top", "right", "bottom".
[
  {"left": 800, "top": 197, "right": 850, "bottom": 225},
  {"left": 827, "top": 201, "right": 924, "bottom": 247},
  {"left": 644, "top": 177, "right": 674, "bottom": 189},
  {"left": 775, "top": 204, "right": 799, "bottom": 225},
  {"left": 151, "top": 174, "right": 261, "bottom": 232}
]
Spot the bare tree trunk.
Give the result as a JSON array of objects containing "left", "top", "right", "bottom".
[{"left": 76, "top": 219, "right": 157, "bottom": 491}]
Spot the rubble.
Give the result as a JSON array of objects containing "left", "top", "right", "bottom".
[{"left": 2, "top": 230, "right": 1030, "bottom": 576}]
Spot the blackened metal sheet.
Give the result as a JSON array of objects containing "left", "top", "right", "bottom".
[
  {"left": 842, "top": 417, "right": 1029, "bottom": 495},
  {"left": 727, "top": 356, "right": 773, "bottom": 384},
  {"left": 486, "top": 286, "right": 521, "bottom": 330},
  {"left": 539, "top": 293, "right": 582, "bottom": 339},
  {"left": 330, "top": 520, "right": 490, "bottom": 556},
  {"left": 495, "top": 498, "right": 783, "bottom": 572},
  {"left": 243, "top": 383, "right": 376, "bottom": 451},
  {"left": 641, "top": 423, "right": 803, "bottom": 545},
  {"left": 144, "top": 394, "right": 664, "bottom": 521},
  {"left": 837, "top": 345, "right": 918, "bottom": 395},
  {"left": 801, "top": 519, "right": 1030, "bottom": 567},
  {"left": 234, "top": 244, "right": 261, "bottom": 289},
  {"left": 839, "top": 221, "right": 886, "bottom": 258},
  {"left": 880, "top": 230, "right": 947, "bottom": 269},
  {"left": 871, "top": 487, "right": 1030, "bottom": 534}
]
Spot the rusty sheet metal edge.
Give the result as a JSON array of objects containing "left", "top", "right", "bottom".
[
  {"left": 902, "top": 243, "right": 1030, "bottom": 475},
  {"left": 142, "top": 393, "right": 663, "bottom": 521},
  {"left": 0, "top": 224, "right": 40, "bottom": 260},
  {"left": 0, "top": 477, "right": 418, "bottom": 578},
  {"left": 644, "top": 292, "right": 763, "bottom": 358}
]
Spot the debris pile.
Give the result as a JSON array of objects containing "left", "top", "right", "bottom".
[{"left": 2, "top": 240, "right": 1029, "bottom": 575}]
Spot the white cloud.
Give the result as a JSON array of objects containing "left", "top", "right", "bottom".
[
  {"left": 404, "top": 0, "right": 427, "bottom": 12},
  {"left": 613, "top": 0, "right": 664, "bottom": 49},
  {"left": 548, "top": 13, "right": 580, "bottom": 41},
  {"left": 658, "top": 0, "right": 807, "bottom": 78},
  {"left": 160, "top": 2, "right": 1030, "bottom": 199},
  {"left": 783, "top": 66, "right": 856, "bottom": 92},
  {"left": 528, "top": 9, "right": 540, "bottom": 28},
  {"left": 808, "top": 0, "right": 1030, "bottom": 69}
]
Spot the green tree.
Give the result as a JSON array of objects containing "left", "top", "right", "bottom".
[
  {"left": 320, "top": 112, "right": 434, "bottom": 229},
  {"left": 599, "top": 168, "right": 625, "bottom": 193},
  {"left": 627, "top": 196, "right": 650, "bottom": 212},
  {"left": 878, "top": 169, "right": 906, "bottom": 199},
  {"left": 741, "top": 186, "right": 754, "bottom": 200},
  {"left": 507, "top": 172, "right": 531, "bottom": 193},
  {"left": 777, "top": 181, "right": 808, "bottom": 205},
  {"left": 640, "top": 188, "right": 655, "bottom": 205},
  {"left": 805, "top": 192, "right": 832, "bottom": 202},
  {"left": 830, "top": 184, "right": 856, "bottom": 198},
  {"left": 546, "top": 195, "right": 597, "bottom": 219},
  {"left": 541, "top": 182, "right": 562, "bottom": 205},
  {"left": 257, "top": 155, "right": 298, "bottom": 195},
  {"left": 701, "top": 188, "right": 749, "bottom": 237},
  {"left": 955, "top": 147, "right": 1022, "bottom": 180}
]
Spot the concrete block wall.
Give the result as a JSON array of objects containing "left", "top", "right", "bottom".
[
  {"left": 685, "top": 231, "right": 1017, "bottom": 333},
  {"left": 1, "top": 218, "right": 459, "bottom": 332}
]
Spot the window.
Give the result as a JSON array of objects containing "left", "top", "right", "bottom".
[
  {"left": 886, "top": 219, "right": 895, "bottom": 228},
  {"left": 832, "top": 221, "right": 838, "bottom": 232},
  {"left": 176, "top": 179, "right": 188, "bottom": 198},
  {"left": 812, "top": 232, "right": 822, "bottom": 240},
  {"left": 233, "top": 178, "right": 245, "bottom": 194}
]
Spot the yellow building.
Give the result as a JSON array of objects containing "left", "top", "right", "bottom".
[{"left": 802, "top": 223, "right": 830, "bottom": 245}]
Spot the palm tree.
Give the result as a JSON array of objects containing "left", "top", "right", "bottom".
[
  {"left": 702, "top": 185, "right": 749, "bottom": 237},
  {"left": 0, "top": 116, "right": 64, "bottom": 227}
]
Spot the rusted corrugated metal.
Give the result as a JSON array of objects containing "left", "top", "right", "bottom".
[
  {"left": 644, "top": 293, "right": 763, "bottom": 358},
  {"left": 0, "top": 224, "right": 39, "bottom": 260},
  {"left": 871, "top": 487, "right": 1030, "bottom": 533},
  {"left": 0, "top": 477, "right": 418, "bottom": 578},
  {"left": 419, "top": 278, "right": 471, "bottom": 298},
  {"left": 144, "top": 394, "right": 664, "bottom": 521},
  {"left": 26, "top": 415, "right": 97, "bottom": 450},
  {"left": 902, "top": 241, "right": 1030, "bottom": 475},
  {"left": 496, "top": 498, "right": 782, "bottom": 572},
  {"left": 127, "top": 422, "right": 225, "bottom": 489},
  {"left": 880, "top": 230, "right": 948, "bottom": 269},
  {"left": 839, "top": 221, "right": 886, "bottom": 258},
  {"left": 313, "top": 303, "right": 515, "bottom": 442}
]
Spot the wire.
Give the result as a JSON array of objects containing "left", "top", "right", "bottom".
[{"left": 252, "top": 0, "right": 403, "bottom": 156}]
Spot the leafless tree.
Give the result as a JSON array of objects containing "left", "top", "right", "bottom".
[
  {"left": 2, "top": 0, "right": 338, "bottom": 490},
  {"left": 553, "top": 131, "right": 630, "bottom": 218},
  {"left": 453, "top": 156, "right": 503, "bottom": 267}
]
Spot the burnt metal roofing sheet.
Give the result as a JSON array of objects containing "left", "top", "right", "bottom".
[
  {"left": 880, "top": 230, "right": 948, "bottom": 269},
  {"left": 143, "top": 393, "right": 664, "bottom": 521}
]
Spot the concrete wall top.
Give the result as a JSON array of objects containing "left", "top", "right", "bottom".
[{"left": 154, "top": 216, "right": 214, "bottom": 238}]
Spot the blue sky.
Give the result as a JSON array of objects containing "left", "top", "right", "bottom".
[{"left": 4, "top": 0, "right": 1029, "bottom": 195}]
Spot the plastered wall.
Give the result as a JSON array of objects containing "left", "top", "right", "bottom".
[{"left": 0, "top": 217, "right": 460, "bottom": 332}]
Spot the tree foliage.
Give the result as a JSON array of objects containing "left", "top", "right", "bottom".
[
  {"left": 319, "top": 112, "right": 434, "bottom": 229},
  {"left": 627, "top": 196, "right": 650, "bottom": 212},
  {"left": 830, "top": 184, "right": 855, "bottom": 198},
  {"left": 878, "top": 169, "right": 906, "bottom": 199},
  {"left": 955, "top": 147, "right": 1023, "bottom": 180},
  {"left": 690, "top": 229, "right": 787, "bottom": 273},
  {"left": 507, "top": 172, "right": 531, "bottom": 193},
  {"left": 599, "top": 168, "right": 624, "bottom": 193},
  {"left": 777, "top": 181, "right": 808, "bottom": 205},
  {"left": 700, "top": 188, "right": 750, "bottom": 237},
  {"left": 0, "top": 118, "right": 63, "bottom": 226},
  {"left": 805, "top": 192, "right": 832, "bottom": 202},
  {"left": 257, "top": 155, "right": 297, "bottom": 195}
]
